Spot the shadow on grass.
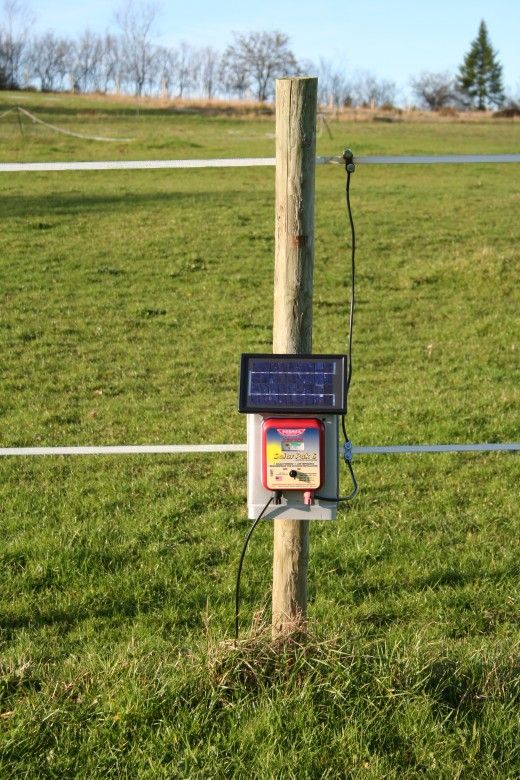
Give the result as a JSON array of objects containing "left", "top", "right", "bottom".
[
  {"left": 0, "top": 188, "right": 259, "bottom": 218},
  {"left": 0, "top": 568, "right": 210, "bottom": 639},
  {"left": 350, "top": 563, "right": 517, "bottom": 604}
]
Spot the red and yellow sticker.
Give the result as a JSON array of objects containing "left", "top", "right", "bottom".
[{"left": 262, "top": 418, "right": 324, "bottom": 490}]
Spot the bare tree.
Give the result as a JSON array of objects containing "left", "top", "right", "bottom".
[
  {"left": 0, "top": 0, "right": 34, "bottom": 88},
  {"left": 410, "top": 71, "right": 455, "bottom": 110},
  {"left": 222, "top": 31, "right": 298, "bottom": 102},
  {"left": 28, "top": 31, "right": 73, "bottom": 91},
  {"left": 317, "top": 58, "right": 352, "bottom": 108},
  {"left": 351, "top": 70, "right": 396, "bottom": 108},
  {"left": 175, "top": 41, "right": 197, "bottom": 98},
  {"left": 115, "top": 0, "right": 160, "bottom": 96},
  {"left": 155, "top": 42, "right": 199, "bottom": 99},
  {"left": 220, "top": 51, "right": 250, "bottom": 99},
  {"left": 198, "top": 46, "right": 221, "bottom": 99},
  {"left": 70, "top": 29, "right": 104, "bottom": 92},
  {"left": 155, "top": 44, "right": 176, "bottom": 97},
  {"left": 99, "top": 33, "right": 120, "bottom": 93}
]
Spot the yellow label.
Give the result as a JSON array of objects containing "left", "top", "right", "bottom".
[{"left": 264, "top": 425, "right": 321, "bottom": 490}]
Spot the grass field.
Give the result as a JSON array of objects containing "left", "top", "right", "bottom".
[{"left": 1, "top": 92, "right": 519, "bottom": 778}]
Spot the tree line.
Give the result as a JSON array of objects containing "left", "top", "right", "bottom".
[{"left": 0, "top": 1, "right": 509, "bottom": 111}]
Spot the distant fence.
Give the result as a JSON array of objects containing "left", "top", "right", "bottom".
[{"left": 1, "top": 153, "right": 519, "bottom": 458}]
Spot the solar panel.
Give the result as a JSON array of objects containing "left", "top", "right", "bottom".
[{"left": 238, "top": 353, "right": 347, "bottom": 414}]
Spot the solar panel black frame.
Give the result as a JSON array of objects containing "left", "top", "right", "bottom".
[{"left": 238, "top": 353, "right": 348, "bottom": 414}]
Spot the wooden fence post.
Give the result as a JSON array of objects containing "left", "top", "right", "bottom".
[{"left": 272, "top": 76, "right": 317, "bottom": 638}]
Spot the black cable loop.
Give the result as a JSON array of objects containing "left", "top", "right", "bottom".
[
  {"left": 345, "top": 168, "right": 355, "bottom": 398},
  {"left": 322, "top": 156, "right": 358, "bottom": 504},
  {"left": 315, "top": 461, "right": 358, "bottom": 503}
]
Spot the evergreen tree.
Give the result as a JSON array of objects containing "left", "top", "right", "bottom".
[{"left": 457, "top": 21, "right": 504, "bottom": 110}]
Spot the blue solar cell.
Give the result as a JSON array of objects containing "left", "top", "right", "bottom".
[{"left": 239, "top": 354, "right": 346, "bottom": 413}]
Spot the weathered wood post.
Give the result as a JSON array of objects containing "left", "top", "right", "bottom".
[{"left": 272, "top": 76, "right": 317, "bottom": 638}]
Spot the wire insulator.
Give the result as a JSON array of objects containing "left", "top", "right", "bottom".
[{"left": 343, "top": 440, "right": 353, "bottom": 463}]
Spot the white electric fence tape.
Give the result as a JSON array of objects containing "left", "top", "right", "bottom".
[
  {"left": 0, "top": 158, "right": 276, "bottom": 172},
  {"left": 14, "top": 106, "right": 135, "bottom": 142},
  {"left": 321, "top": 154, "right": 520, "bottom": 166},
  {"left": 0, "top": 444, "right": 246, "bottom": 456},
  {"left": 1, "top": 154, "right": 520, "bottom": 173},
  {"left": 353, "top": 443, "right": 520, "bottom": 454},
  {"left": 0, "top": 443, "right": 518, "bottom": 457}
]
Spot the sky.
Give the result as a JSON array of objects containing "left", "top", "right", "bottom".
[{"left": 25, "top": 0, "right": 520, "bottom": 100}]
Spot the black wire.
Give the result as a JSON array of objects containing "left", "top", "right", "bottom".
[
  {"left": 343, "top": 166, "right": 356, "bottom": 444},
  {"left": 341, "top": 413, "right": 349, "bottom": 443},
  {"left": 345, "top": 169, "right": 355, "bottom": 400},
  {"left": 315, "top": 461, "right": 358, "bottom": 503},
  {"left": 234, "top": 495, "right": 274, "bottom": 641},
  {"left": 318, "top": 165, "right": 358, "bottom": 505}
]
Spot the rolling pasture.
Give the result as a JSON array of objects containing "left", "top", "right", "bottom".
[{"left": 0, "top": 92, "right": 519, "bottom": 778}]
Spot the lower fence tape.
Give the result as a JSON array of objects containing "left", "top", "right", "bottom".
[{"left": 0, "top": 443, "right": 518, "bottom": 457}]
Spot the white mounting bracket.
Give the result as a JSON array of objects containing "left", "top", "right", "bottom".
[{"left": 246, "top": 413, "right": 338, "bottom": 520}]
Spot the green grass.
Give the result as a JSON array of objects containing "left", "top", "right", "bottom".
[{"left": 0, "top": 92, "right": 519, "bottom": 778}]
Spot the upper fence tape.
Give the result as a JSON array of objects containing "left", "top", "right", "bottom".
[
  {"left": 0, "top": 158, "right": 276, "bottom": 172},
  {"left": 1, "top": 154, "right": 520, "bottom": 173}
]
